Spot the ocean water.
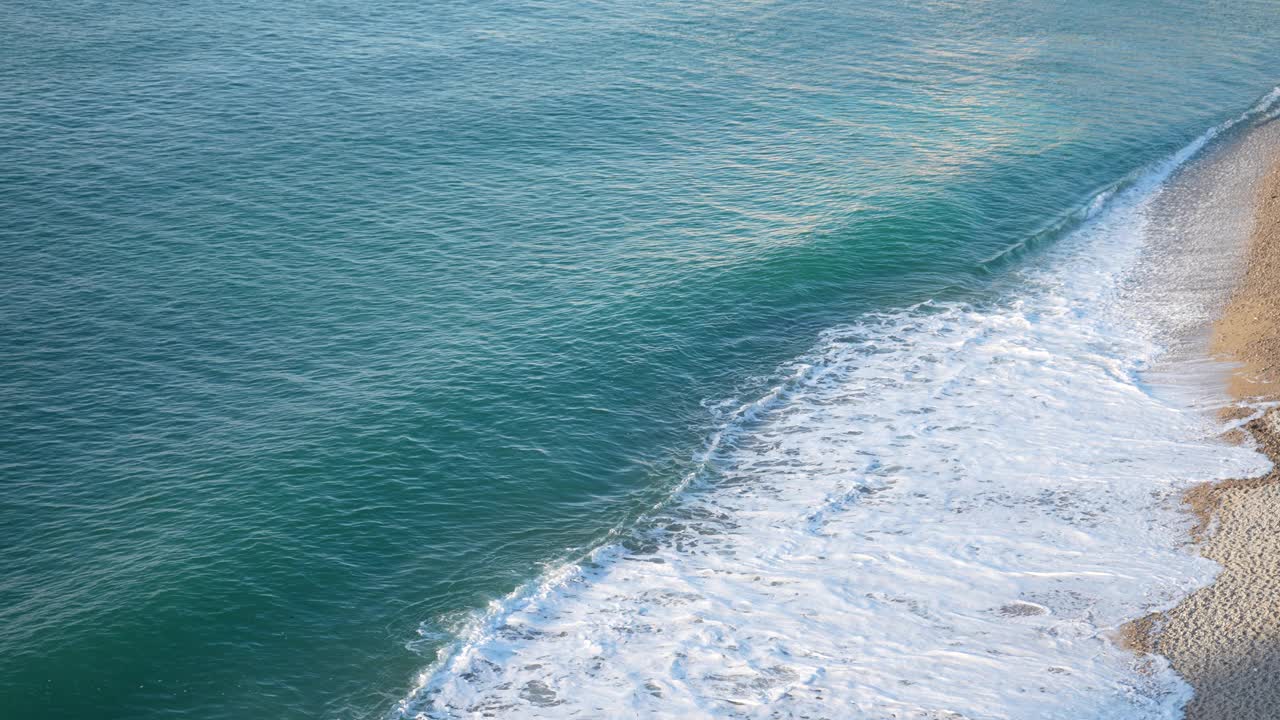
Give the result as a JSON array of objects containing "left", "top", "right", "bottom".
[{"left": 3, "top": 1, "right": 1280, "bottom": 719}]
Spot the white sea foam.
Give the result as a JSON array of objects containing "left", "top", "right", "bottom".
[{"left": 396, "top": 90, "right": 1280, "bottom": 719}]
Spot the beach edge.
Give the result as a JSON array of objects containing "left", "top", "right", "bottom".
[{"left": 1123, "top": 153, "right": 1280, "bottom": 720}]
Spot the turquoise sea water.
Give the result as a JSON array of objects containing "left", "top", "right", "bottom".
[{"left": 3, "top": 1, "right": 1280, "bottom": 718}]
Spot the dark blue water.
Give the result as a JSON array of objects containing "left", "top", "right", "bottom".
[{"left": 3, "top": 1, "right": 1279, "bottom": 717}]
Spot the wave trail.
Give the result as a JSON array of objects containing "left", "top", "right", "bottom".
[{"left": 977, "top": 85, "right": 1280, "bottom": 273}]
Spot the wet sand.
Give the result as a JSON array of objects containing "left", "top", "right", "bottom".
[{"left": 1126, "top": 156, "right": 1280, "bottom": 718}]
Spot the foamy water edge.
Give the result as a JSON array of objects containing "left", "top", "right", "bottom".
[{"left": 395, "top": 88, "right": 1280, "bottom": 720}]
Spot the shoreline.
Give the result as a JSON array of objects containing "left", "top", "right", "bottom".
[{"left": 1125, "top": 154, "right": 1280, "bottom": 718}]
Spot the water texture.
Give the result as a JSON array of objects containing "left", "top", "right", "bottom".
[{"left": 3, "top": 1, "right": 1280, "bottom": 718}]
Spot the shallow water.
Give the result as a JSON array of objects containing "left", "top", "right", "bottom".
[{"left": 4, "top": 1, "right": 1280, "bottom": 718}]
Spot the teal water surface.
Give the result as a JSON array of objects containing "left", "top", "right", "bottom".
[{"left": 3, "top": 1, "right": 1280, "bottom": 718}]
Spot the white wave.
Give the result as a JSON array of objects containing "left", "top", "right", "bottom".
[{"left": 395, "top": 90, "right": 1280, "bottom": 720}]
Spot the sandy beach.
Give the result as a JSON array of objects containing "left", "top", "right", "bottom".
[{"left": 1126, "top": 154, "right": 1280, "bottom": 718}]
